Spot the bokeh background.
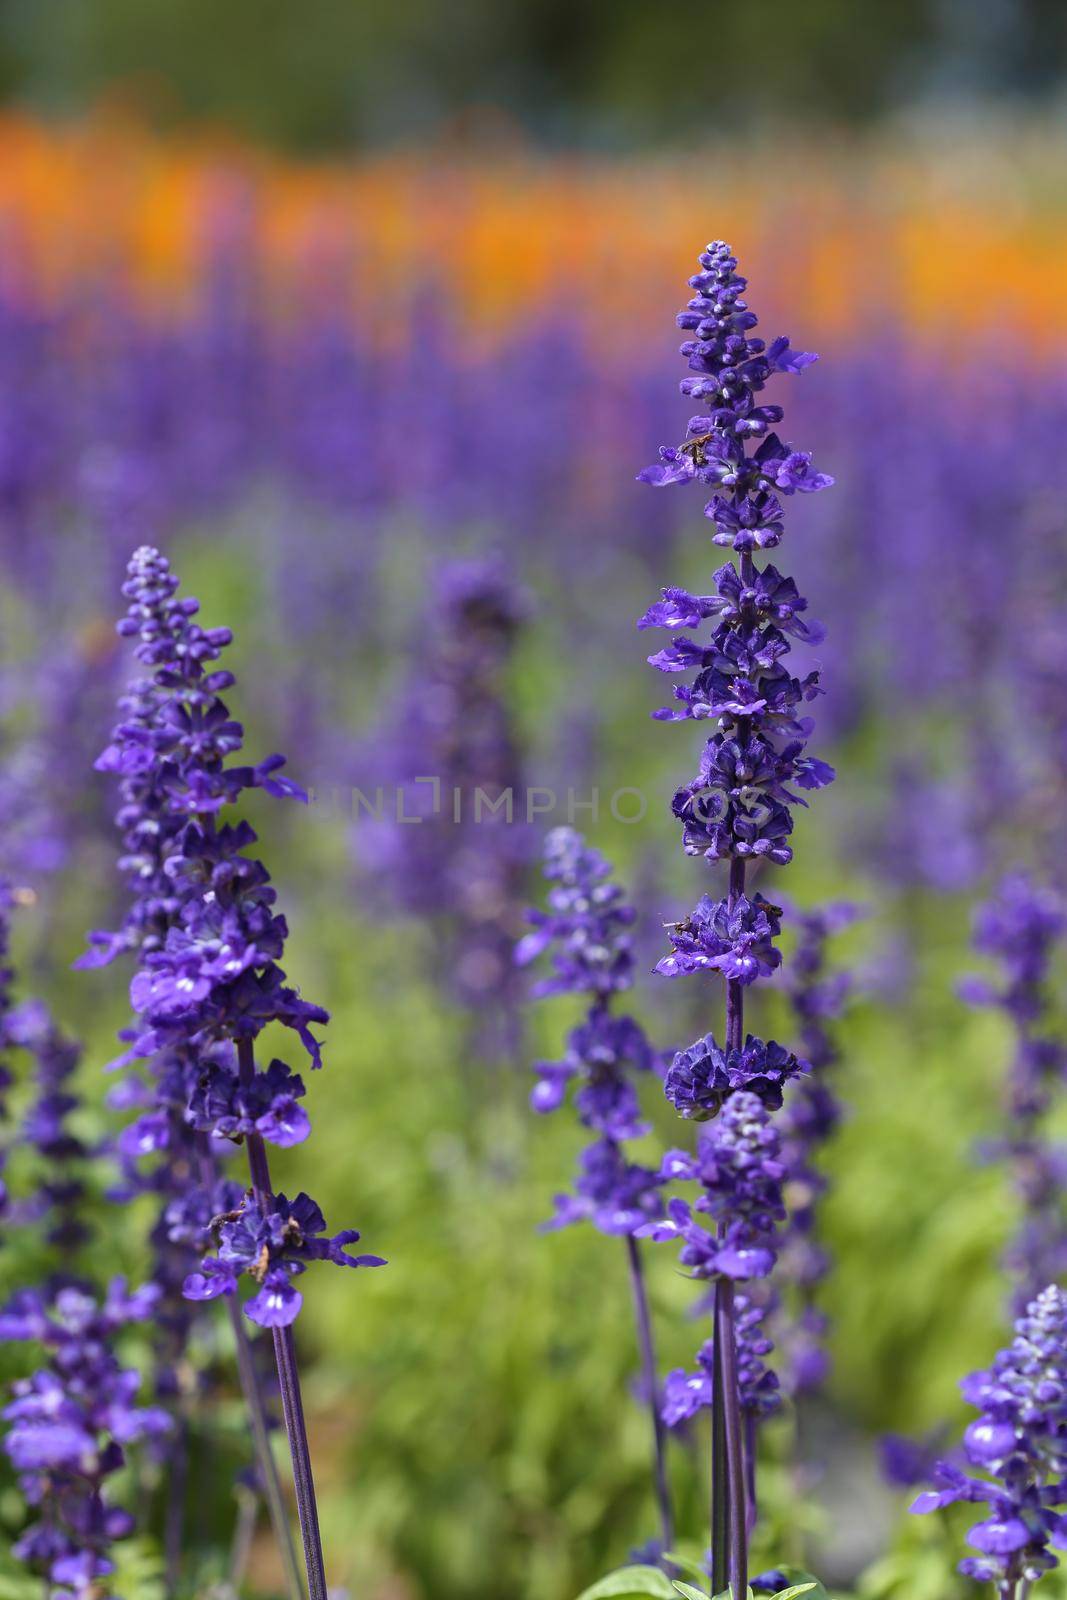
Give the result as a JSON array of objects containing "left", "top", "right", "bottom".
[{"left": 1, "top": 4, "right": 1067, "bottom": 1597}]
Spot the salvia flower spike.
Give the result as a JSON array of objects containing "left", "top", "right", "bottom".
[
  {"left": 97, "top": 546, "right": 386, "bottom": 1600},
  {"left": 635, "top": 240, "right": 831, "bottom": 1595},
  {"left": 84, "top": 550, "right": 305, "bottom": 1595},
  {"left": 912, "top": 1284, "right": 1067, "bottom": 1599},
  {"left": 0, "top": 882, "right": 170, "bottom": 1597},
  {"left": 518, "top": 826, "right": 673, "bottom": 1552},
  {"left": 961, "top": 874, "right": 1067, "bottom": 1310},
  {"left": 777, "top": 901, "right": 859, "bottom": 1397}
]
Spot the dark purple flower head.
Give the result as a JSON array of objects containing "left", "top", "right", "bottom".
[
  {"left": 516, "top": 827, "right": 636, "bottom": 998},
  {"left": 656, "top": 893, "right": 783, "bottom": 985},
  {"left": 664, "top": 1032, "right": 805, "bottom": 1119},
  {"left": 184, "top": 1190, "right": 385, "bottom": 1328},
  {"left": 913, "top": 1285, "right": 1067, "bottom": 1589},
  {"left": 188, "top": 1053, "right": 310, "bottom": 1149}
]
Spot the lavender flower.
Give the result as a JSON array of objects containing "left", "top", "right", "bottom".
[
  {"left": 359, "top": 557, "right": 530, "bottom": 1034},
  {"left": 636, "top": 240, "right": 831, "bottom": 1595},
  {"left": 0, "top": 884, "right": 169, "bottom": 1598},
  {"left": 1, "top": 1283, "right": 171, "bottom": 1598},
  {"left": 518, "top": 828, "right": 662, "bottom": 1237},
  {"left": 90, "top": 545, "right": 385, "bottom": 1600},
  {"left": 518, "top": 827, "right": 672, "bottom": 1547},
  {"left": 775, "top": 902, "right": 858, "bottom": 1396},
  {"left": 663, "top": 1295, "right": 779, "bottom": 1428},
  {"left": 643, "top": 1093, "right": 786, "bottom": 1283},
  {"left": 961, "top": 875, "right": 1067, "bottom": 1309},
  {"left": 8, "top": 997, "right": 91, "bottom": 1255},
  {"left": 912, "top": 1284, "right": 1067, "bottom": 1597}
]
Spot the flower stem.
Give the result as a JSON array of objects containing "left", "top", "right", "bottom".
[
  {"left": 715, "top": 854, "right": 749, "bottom": 1597},
  {"left": 625, "top": 1233, "right": 674, "bottom": 1552},
  {"left": 717, "top": 1279, "right": 748, "bottom": 1600},
  {"left": 238, "top": 1037, "right": 329, "bottom": 1600},
  {"left": 711, "top": 1280, "right": 729, "bottom": 1596},
  {"left": 197, "top": 1135, "right": 303, "bottom": 1599},
  {"left": 225, "top": 1294, "right": 305, "bottom": 1600}
]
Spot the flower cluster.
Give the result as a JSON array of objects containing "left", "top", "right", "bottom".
[
  {"left": 913, "top": 1285, "right": 1067, "bottom": 1591},
  {"left": 775, "top": 902, "right": 858, "bottom": 1396},
  {"left": 643, "top": 1094, "right": 785, "bottom": 1282},
  {"left": 8, "top": 997, "right": 91, "bottom": 1256},
  {"left": 1, "top": 1282, "right": 170, "bottom": 1598},
  {"left": 663, "top": 1293, "right": 780, "bottom": 1428},
  {"left": 518, "top": 827, "right": 662, "bottom": 1235},
  {"left": 519, "top": 826, "right": 675, "bottom": 1550},
  {"left": 185, "top": 1191, "right": 384, "bottom": 1329},
  {"left": 636, "top": 242, "right": 831, "bottom": 1589},
  {"left": 0, "top": 884, "right": 166, "bottom": 1598},
  {"left": 664, "top": 1032, "right": 803, "bottom": 1120},
  {"left": 961, "top": 875, "right": 1067, "bottom": 1310},
  {"left": 517, "top": 826, "right": 636, "bottom": 999},
  {"left": 360, "top": 557, "right": 531, "bottom": 1025},
  {"left": 91, "top": 546, "right": 372, "bottom": 1324}
]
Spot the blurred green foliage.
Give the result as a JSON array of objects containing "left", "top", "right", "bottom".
[{"left": 1, "top": 0, "right": 1066, "bottom": 152}]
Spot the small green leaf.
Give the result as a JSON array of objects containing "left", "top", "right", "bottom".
[
  {"left": 662, "top": 1553, "right": 711, "bottom": 1586},
  {"left": 769, "top": 1570, "right": 828, "bottom": 1600},
  {"left": 672, "top": 1584, "right": 710, "bottom": 1600},
  {"left": 577, "top": 1566, "right": 680, "bottom": 1600}
]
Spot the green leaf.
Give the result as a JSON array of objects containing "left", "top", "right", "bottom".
[
  {"left": 769, "top": 1570, "right": 828, "bottom": 1600},
  {"left": 660, "top": 1553, "right": 711, "bottom": 1586},
  {"left": 672, "top": 1583, "right": 710, "bottom": 1600},
  {"left": 576, "top": 1566, "right": 680, "bottom": 1600}
]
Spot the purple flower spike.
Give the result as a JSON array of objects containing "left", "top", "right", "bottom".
[
  {"left": 90, "top": 546, "right": 386, "bottom": 1599},
  {"left": 519, "top": 830, "right": 674, "bottom": 1551},
  {"left": 961, "top": 874, "right": 1067, "bottom": 1311},
  {"left": 913, "top": 1285, "right": 1067, "bottom": 1592},
  {"left": 637, "top": 241, "right": 831, "bottom": 1598}
]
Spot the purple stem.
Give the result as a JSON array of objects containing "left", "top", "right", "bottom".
[
  {"left": 224, "top": 1293, "right": 304, "bottom": 1600},
  {"left": 714, "top": 853, "right": 750, "bottom": 1597},
  {"left": 711, "top": 1280, "right": 729, "bottom": 1596},
  {"left": 717, "top": 1280, "right": 748, "bottom": 1600},
  {"left": 238, "top": 1037, "right": 329, "bottom": 1600},
  {"left": 625, "top": 1234, "right": 674, "bottom": 1552},
  {"left": 197, "top": 1138, "right": 303, "bottom": 1600}
]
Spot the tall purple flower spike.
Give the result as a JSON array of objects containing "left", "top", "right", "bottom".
[
  {"left": 776, "top": 901, "right": 859, "bottom": 1397},
  {"left": 360, "top": 557, "right": 531, "bottom": 1042},
  {"left": 912, "top": 1284, "right": 1067, "bottom": 1598},
  {"left": 91, "top": 546, "right": 386, "bottom": 1600},
  {"left": 0, "top": 883, "right": 169, "bottom": 1596},
  {"left": 518, "top": 826, "right": 673, "bottom": 1551},
  {"left": 635, "top": 240, "right": 831, "bottom": 1598},
  {"left": 961, "top": 874, "right": 1067, "bottom": 1312}
]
